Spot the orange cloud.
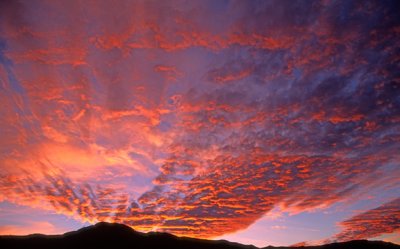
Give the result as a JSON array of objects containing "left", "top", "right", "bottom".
[
  {"left": 331, "top": 198, "right": 400, "bottom": 242},
  {"left": 0, "top": 221, "right": 62, "bottom": 236},
  {"left": 6, "top": 48, "right": 86, "bottom": 66}
]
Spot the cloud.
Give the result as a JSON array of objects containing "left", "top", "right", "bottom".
[
  {"left": 0, "top": 221, "right": 61, "bottom": 235},
  {"left": 331, "top": 198, "right": 400, "bottom": 242},
  {"left": 0, "top": 0, "right": 399, "bottom": 241},
  {"left": 271, "top": 225, "right": 287, "bottom": 230},
  {"left": 154, "top": 65, "right": 183, "bottom": 82}
]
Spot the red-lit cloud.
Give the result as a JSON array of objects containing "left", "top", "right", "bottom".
[
  {"left": 332, "top": 198, "right": 400, "bottom": 242},
  {"left": 0, "top": 0, "right": 399, "bottom": 242}
]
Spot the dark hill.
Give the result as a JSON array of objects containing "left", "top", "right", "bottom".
[{"left": 0, "top": 222, "right": 399, "bottom": 249}]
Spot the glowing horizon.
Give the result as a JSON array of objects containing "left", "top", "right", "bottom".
[{"left": 0, "top": 0, "right": 399, "bottom": 247}]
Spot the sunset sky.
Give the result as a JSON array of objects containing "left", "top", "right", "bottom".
[{"left": 0, "top": 0, "right": 399, "bottom": 247}]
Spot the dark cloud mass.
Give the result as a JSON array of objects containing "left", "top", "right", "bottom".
[{"left": 0, "top": 0, "right": 399, "bottom": 242}]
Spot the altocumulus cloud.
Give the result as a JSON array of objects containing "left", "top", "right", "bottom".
[{"left": 0, "top": 0, "right": 399, "bottom": 240}]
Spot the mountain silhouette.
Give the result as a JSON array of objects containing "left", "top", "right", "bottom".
[{"left": 0, "top": 222, "right": 399, "bottom": 249}]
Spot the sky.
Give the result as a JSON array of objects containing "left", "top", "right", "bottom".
[{"left": 0, "top": 0, "right": 399, "bottom": 247}]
